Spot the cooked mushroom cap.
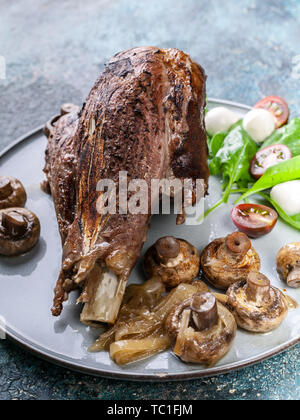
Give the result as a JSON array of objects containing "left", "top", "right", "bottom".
[
  {"left": 0, "top": 208, "right": 40, "bottom": 256},
  {"left": 43, "top": 114, "right": 61, "bottom": 138},
  {"left": 201, "top": 233, "right": 260, "bottom": 290},
  {"left": 43, "top": 103, "right": 80, "bottom": 138},
  {"left": 165, "top": 293, "right": 236, "bottom": 366},
  {"left": 144, "top": 237, "right": 200, "bottom": 287},
  {"left": 226, "top": 274, "right": 288, "bottom": 333},
  {"left": 60, "top": 103, "right": 80, "bottom": 116},
  {"left": 276, "top": 243, "right": 300, "bottom": 288},
  {"left": 0, "top": 176, "right": 27, "bottom": 210}
]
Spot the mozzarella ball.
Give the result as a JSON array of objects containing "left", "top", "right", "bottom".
[
  {"left": 205, "top": 107, "right": 240, "bottom": 136},
  {"left": 243, "top": 109, "right": 276, "bottom": 143},
  {"left": 271, "top": 180, "right": 300, "bottom": 216}
]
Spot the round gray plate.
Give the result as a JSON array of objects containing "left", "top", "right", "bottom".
[{"left": 0, "top": 99, "right": 299, "bottom": 381}]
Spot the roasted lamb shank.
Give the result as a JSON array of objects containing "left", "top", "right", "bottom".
[{"left": 44, "top": 47, "right": 209, "bottom": 325}]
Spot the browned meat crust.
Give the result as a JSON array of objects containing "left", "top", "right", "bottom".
[{"left": 44, "top": 47, "right": 209, "bottom": 321}]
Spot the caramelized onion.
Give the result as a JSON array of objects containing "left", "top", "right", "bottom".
[
  {"left": 90, "top": 278, "right": 210, "bottom": 364},
  {"left": 110, "top": 336, "right": 171, "bottom": 365}
]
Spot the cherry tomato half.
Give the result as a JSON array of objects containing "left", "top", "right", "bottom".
[
  {"left": 231, "top": 204, "right": 278, "bottom": 238},
  {"left": 254, "top": 96, "right": 289, "bottom": 128},
  {"left": 250, "top": 144, "right": 292, "bottom": 180}
]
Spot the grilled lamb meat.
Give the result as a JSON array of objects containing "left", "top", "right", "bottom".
[{"left": 44, "top": 47, "right": 209, "bottom": 324}]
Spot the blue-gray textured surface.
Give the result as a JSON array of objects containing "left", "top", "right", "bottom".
[{"left": 0, "top": 0, "right": 299, "bottom": 400}]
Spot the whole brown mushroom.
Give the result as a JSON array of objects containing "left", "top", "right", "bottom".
[
  {"left": 43, "top": 103, "right": 80, "bottom": 137},
  {"left": 226, "top": 272, "right": 288, "bottom": 333},
  {"left": 0, "top": 208, "right": 40, "bottom": 256},
  {"left": 200, "top": 232, "right": 261, "bottom": 290},
  {"left": 144, "top": 236, "right": 200, "bottom": 287},
  {"left": 0, "top": 176, "right": 27, "bottom": 210},
  {"left": 60, "top": 103, "right": 81, "bottom": 116},
  {"left": 276, "top": 243, "right": 300, "bottom": 288},
  {"left": 165, "top": 292, "right": 236, "bottom": 366}
]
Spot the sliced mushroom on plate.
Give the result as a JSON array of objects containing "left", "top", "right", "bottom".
[
  {"left": 0, "top": 176, "right": 27, "bottom": 210},
  {"left": 276, "top": 243, "right": 300, "bottom": 288},
  {"left": 165, "top": 292, "right": 236, "bottom": 366},
  {"left": 144, "top": 236, "right": 200, "bottom": 287},
  {"left": 226, "top": 272, "right": 288, "bottom": 333},
  {"left": 200, "top": 232, "right": 261, "bottom": 290},
  {"left": 0, "top": 208, "right": 40, "bottom": 256}
]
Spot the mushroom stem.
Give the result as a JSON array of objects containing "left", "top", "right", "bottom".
[
  {"left": 2, "top": 211, "right": 28, "bottom": 238},
  {"left": 190, "top": 293, "right": 218, "bottom": 331},
  {"left": 155, "top": 236, "right": 180, "bottom": 262},
  {"left": 246, "top": 272, "right": 270, "bottom": 302},
  {"left": 225, "top": 232, "right": 251, "bottom": 257},
  {"left": 217, "top": 232, "right": 251, "bottom": 263},
  {"left": 0, "top": 178, "right": 13, "bottom": 200},
  {"left": 287, "top": 264, "right": 300, "bottom": 288}
]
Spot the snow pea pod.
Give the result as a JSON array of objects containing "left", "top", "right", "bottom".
[{"left": 236, "top": 155, "right": 300, "bottom": 203}]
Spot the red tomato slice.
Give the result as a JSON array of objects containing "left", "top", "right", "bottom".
[
  {"left": 254, "top": 96, "right": 289, "bottom": 128},
  {"left": 231, "top": 204, "right": 278, "bottom": 238},
  {"left": 250, "top": 144, "right": 292, "bottom": 180}
]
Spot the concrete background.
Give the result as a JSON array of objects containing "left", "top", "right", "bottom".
[{"left": 0, "top": 0, "right": 299, "bottom": 400}]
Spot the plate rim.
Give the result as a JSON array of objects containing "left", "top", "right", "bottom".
[{"left": 1, "top": 98, "right": 299, "bottom": 382}]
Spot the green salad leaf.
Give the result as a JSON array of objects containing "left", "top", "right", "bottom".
[
  {"left": 236, "top": 155, "right": 300, "bottom": 203},
  {"left": 200, "top": 122, "right": 258, "bottom": 220},
  {"left": 206, "top": 132, "right": 212, "bottom": 152},
  {"left": 202, "top": 107, "right": 300, "bottom": 231},
  {"left": 209, "top": 132, "right": 228, "bottom": 161},
  {"left": 261, "top": 118, "right": 300, "bottom": 156},
  {"left": 230, "top": 188, "right": 300, "bottom": 231},
  {"left": 209, "top": 122, "right": 258, "bottom": 196},
  {"left": 256, "top": 192, "right": 300, "bottom": 231}
]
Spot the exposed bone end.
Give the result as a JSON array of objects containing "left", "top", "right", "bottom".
[
  {"left": 80, "top": 266, "right": 127, "bottom": 325},
  {"left": 287, "top": 264, "right": 300, "bottom": 288}
]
